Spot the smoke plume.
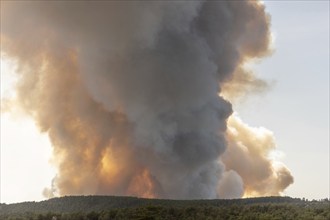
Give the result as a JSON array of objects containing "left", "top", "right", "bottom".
[
  {"left": 221, "top": 115, "right": 294, "bottom": 198},
  {"left": 1, "top": 0, "right": 293, "bottom": 199}
]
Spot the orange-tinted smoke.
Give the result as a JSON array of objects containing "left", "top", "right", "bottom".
[
  {"left": 1, "top": 0, "right": 293, "bottom": 199},
  {"left": 2, "top": 39, "right": 155, "bottom": 197},
  {"left": 221, "top": 115, "right": 294, "bottom": 197}
]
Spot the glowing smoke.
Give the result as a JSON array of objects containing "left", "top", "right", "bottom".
[{"left": 1, "top": 0, "right": 293, "bottom": 199}]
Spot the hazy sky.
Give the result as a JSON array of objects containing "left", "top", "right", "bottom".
[
  {"left": 1, "top": 1, "right": 329, "bottom": 203},
  {"left": 235, "top": 1, "right": 329, "bottom": 200}
]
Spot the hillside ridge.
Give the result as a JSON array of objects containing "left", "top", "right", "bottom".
[
  {"left": 1, "top": 195, "right": 329, "bottom": 220},
  {"left": 0, "top": 195, "right": 312, "bottom": 214}
]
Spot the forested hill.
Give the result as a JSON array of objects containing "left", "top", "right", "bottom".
[
  {"left": 0, "top": 196, "right": 301, "bottom": 213},
  {"left": 1, "top": 196, "right": 329, "bottom": 220}
]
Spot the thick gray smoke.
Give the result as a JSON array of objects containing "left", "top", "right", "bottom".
[{"left": 1, "top": 0, "right": 292, "bottom": 199}]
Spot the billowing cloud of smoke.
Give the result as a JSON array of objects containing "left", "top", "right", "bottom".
[
  {"left": 220, "top": 115, "right": 294, "bottom": 198},
  {"left": 1, "top": 0, "right": 292, "bottom": 199}
]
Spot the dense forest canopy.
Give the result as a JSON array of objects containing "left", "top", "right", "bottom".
[{"left": 1, "top": 196, "right": 329, "bottom": 220}]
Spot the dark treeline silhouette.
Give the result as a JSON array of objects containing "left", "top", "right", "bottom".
[{"left": 1, "top": 196, "right": 329, "bottom": 220}]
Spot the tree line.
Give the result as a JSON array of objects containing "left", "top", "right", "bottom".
[{"left": 1, "top": 196, "right": 329, "bottom": 220}]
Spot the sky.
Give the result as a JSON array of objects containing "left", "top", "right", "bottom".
[
  {"left": 235, "top": 1, "right": 329, "bottom": 200},
  {"left": 0, "top": 1, "right": 329, "bottom": 204}
]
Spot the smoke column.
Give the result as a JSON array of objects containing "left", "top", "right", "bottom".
[{"left": 1, "top": 0, "right": 293, "bottom": 199}]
